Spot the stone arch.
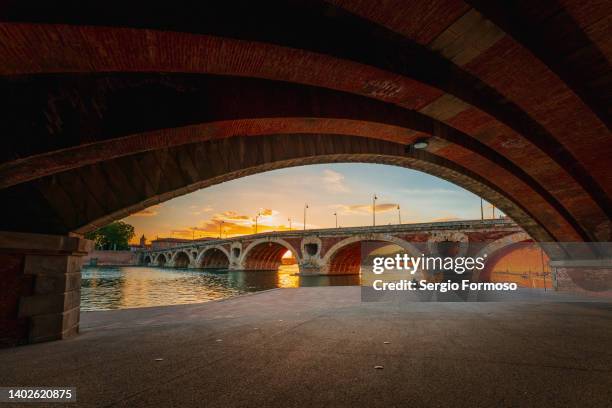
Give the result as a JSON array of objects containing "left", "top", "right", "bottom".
[
  {"left": 240, "top": 238, "right": 300, "bottom": 271},
  {"left": 142, "top": 255, "right": 152, "bottom": 265},
  {"left": 322, "top": 234, "right": 422, "bottom": 275},
  {"left": 171, "top": 250, "right": 191, "bottom": 268},
  {"left": 197, "top": 246, "right": 231, "bottom": 269}
]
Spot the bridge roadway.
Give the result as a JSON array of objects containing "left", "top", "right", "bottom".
[{"left": 140, "top": 219, "right": 526, "bottom": 275}]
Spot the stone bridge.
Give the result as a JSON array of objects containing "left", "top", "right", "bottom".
[{"left": 139, "top": 219, "right": 527, "bottom": 276}]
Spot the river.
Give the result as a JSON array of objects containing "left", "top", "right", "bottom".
[{"left": 81, "top": 265, "right": 360, "bottom": 311}]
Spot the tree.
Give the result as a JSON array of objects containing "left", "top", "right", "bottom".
[{"left": 85, "top": 221, "right": 135, "bottom": 250}]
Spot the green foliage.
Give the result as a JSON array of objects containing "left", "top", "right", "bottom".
[{"left": 85, "top": 221, "right": 135, "bottom": 250}]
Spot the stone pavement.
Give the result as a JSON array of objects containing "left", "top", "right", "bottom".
[{"left": 1, "top": 287, "right": 612, "bottom": 407}]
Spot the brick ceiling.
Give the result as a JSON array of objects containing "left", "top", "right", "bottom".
[{"left": 0, "top": 1, "right": 609, "bottom": 242}]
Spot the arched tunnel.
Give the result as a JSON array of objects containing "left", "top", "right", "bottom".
[{"left": 199, "top": 248, "right": 230, "bottom": 269}]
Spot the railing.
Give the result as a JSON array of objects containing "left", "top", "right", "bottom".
[{"left": 140, "top": 218, "right": 519, "bottom": 255}]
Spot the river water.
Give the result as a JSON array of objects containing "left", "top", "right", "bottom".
[{"left": 81, "top": 265, "right": 360, "bottom": 311}]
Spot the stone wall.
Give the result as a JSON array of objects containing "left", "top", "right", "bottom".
[{"left": 81, "top": 250, "right": 138, "bottom": 267}]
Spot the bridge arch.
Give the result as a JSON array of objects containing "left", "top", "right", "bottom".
[
  {"left": 155, "top": 253, "right": 168, "bottom": 267},
  {"left": 171, "top": 251, "right": 192, "bottom": 268},
  {"left": 142, "top": 255, "right": 152, "bottom": 265},
  {"left": 322, "top": 234, "right": 422, "bottom": 275},
  {"left": 197, "top": 246, "right": 231, "bottom": 269},
  {"left": 472, "top": 232, "right": 533, "bottom": 283},
  {"left": 240, "top": 238, "right": 300, "bottom": 271}
]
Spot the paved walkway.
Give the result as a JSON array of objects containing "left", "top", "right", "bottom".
[{"left": 1, "top": 287, "right": 612, "bottom": 407}]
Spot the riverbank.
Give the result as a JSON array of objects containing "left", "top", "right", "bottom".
[{"left": 2, "top": 287, "right": 612, "bottom": 407}]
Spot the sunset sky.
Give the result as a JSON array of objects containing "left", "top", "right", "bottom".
[{"left": 124, "top": 163, "right": 502, "bottom": 243}]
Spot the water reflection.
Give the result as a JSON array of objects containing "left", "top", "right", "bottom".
[{"left": 81, "top": 265, "right": 359, "bottom": 311}]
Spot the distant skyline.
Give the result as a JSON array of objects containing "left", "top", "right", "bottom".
[{"left": 123, "top": 163, "right": 503, "bottom": 243}]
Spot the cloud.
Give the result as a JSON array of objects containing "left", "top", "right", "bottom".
[
  {"left": 217, "top": 211, "right": 252, "bottom": 223},
  {"left": 322, "top": 169, "right": 350, "bottom": 193},
  {"left": 132, "top": 205, "right": 160, "bottom": 217},
  {"left": 189, "top": 205, "right": 213, "bottom": 215},
  {"left": 335, "top": 203, "right": 399, "bottom": 214},
  {"left": 167, "top": 208, "right": 290, "bottom": 239},
  {"left": 259, "top": 208, "right": 276, "bottom": 217}
]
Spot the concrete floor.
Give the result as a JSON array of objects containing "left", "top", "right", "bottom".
[{"left": 1, "top": 287, "right": 612, "bottom": 407}]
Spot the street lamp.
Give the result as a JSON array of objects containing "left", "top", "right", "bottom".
[
  {"left": 397, "top": 205, "right": 401, "bottom": 224},
  {"left": 333, "top": 212, "right": 338, "bottom": 228},
  {"left": 372, "top": 194, "right": 378, "bottom": 226},
  {"left": 219, "top": 220, "right": 224, "bottom": 239},
  {"left": 480, "top": 198, "right": 484, "bottom": 221},
  {"left": 303, "top": 204, "right": 309, "bottom": 231},
  {"left": 288, "top": 217, "right": 292, "bottom": 231},
  {"left": 254, "top": 212, "right": 261, "bottom": 234}
]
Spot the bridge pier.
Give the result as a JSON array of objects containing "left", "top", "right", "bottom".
[{"left": 0, "top": 231, "right": 92, "bottom": 346}]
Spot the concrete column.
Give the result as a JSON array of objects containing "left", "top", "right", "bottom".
[{"left": 0, "top": 231, "right": 92, "bottom": 346}]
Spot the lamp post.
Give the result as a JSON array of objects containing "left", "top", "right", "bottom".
[
  {"left": 480, "top": 198, "right": 484, "bottom": 221},
  {"left": 255, "top": 212, "right": 261, "bottom": 234},
  {"left": 492, "top": 205, "right": 496, "bottom": 219},
  {"left": 219, "top": 220, "right": 224, "bottom": 239},
  {"left": 303, "top": 204, "right": 309, "bottom": 231},
  {"left": 372, "top": 194, "right": 378, "bottom": 226},
  {"left": 288, "top": 217, "right": 292, "bottom": 231},
  {"left": 397, "top": 205, "right": 401, "bottom": 224},
  {"left": 333, "top": 212, "right": 338, "bottom": 228}
]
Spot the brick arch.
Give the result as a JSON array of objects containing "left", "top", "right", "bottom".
[
  {"left": 197, "top": 246, "right": 230, "bottom": 269},
  {"left": 3, "top": 130, "right": 588, "bottom": 246},
  {"left": 322, "top": 234, "right": 422, "bottom": 275},
  {"left": 0, "top": 74, "right": 604, "bottom": 243},
  {"left": 1, "top": 2, "right": 609, "bottom": 243},
  {"left": 472, "top": 232, "right": 533, "bottom": 283},
  {"left": 0, "top": 7, "right": 607, "bottom": 218},
  {"left": 171, "top": 251, "right": 191, "bottom": 268},
  {"left": 240, "top": 238, "right": 300, "bottom": 271},
  {"left": 155, "top": 253, "right": 167, "bottom": 267}
]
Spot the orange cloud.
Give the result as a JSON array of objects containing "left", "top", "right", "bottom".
[{"left": 166, "top": 208, "right": 289, "bottom": 239}]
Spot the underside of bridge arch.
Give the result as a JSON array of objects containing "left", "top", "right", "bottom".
[
  {"left": 242, "top": 243, "right": 292, "bottom": 271},
  {"left": 476, "top": 240, "right": 538, "bottom": 284},
  {"left": 156, "top": 254, "right": 167, "bottom": 267},
  {"left": 0, "top": 133, "right": 589, "bottom": 245},
  {"left": 328, "top": 241, "right": 403, "bottom": 275},
  {"left": 142, "top": 255, "right": 152, "bottom": 265},
  {"left": 173, "top": 251, "right": 190, "bottom": 268},
  {"left": 199, "top": 248, "right": 230, "bottom": 269},
  {"left": 0, "top": 1, "right": 609, "bottom": 245}
]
